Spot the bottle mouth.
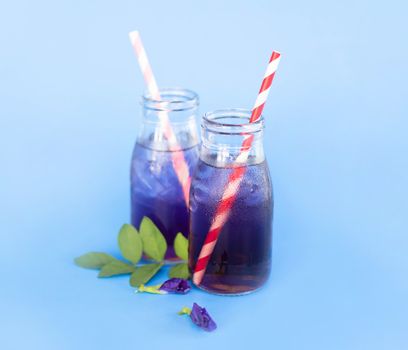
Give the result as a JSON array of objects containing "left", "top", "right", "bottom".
[
  {"left": 202, "top": 109, "right": 264, "bottom": 135},
  {"left": 142, "top": 87, "right": 199, "bottom": 112}
]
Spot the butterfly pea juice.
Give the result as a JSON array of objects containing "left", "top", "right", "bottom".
[
  {"left": 189, "top": 109, "right": 273, "bottom": 294},
  {"left": 131, "top": 88, "right": 199, "bottom": 260}
]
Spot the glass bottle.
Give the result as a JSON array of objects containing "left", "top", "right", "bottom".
[
  {"left": 189, "top": 109, "right": 273, "bottom": 294},
  {"left": 131, "top": 88, "right": 199, "bottom": 260}
]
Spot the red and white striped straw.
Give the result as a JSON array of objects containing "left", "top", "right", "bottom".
[
  {"left": 193, "top": 51, "right": 281, "bottom": 285},
  {"left": 129, "top": 31, "right": 191, "bottom": 205}
]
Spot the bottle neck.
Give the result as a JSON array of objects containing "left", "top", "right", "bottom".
[
  {"left": 137, "top": 88, "right": 199, "bottom": 151},
  {"left": 200, "top": 109, "right": 265, "bottom": 167}
]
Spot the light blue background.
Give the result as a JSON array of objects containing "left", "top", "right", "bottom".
[{"left": 1, "top": 0, "right": 407, "bottom": 349}]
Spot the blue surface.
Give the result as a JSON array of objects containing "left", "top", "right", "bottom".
[{"left": 1, "top": 0, "right": 407, "bottom": 349}]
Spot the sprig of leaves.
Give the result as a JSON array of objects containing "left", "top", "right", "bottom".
[{"left": 74, "top": 217, "right": 190, "bottom": 288}]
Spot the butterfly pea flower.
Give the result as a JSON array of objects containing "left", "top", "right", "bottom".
[
  {"left": 159, "top": 278, "right": 191, "bottom": 294},
  {"left": 178, "top": 303, "right": 217, "bottom": 332}
]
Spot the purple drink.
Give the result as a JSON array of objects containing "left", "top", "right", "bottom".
[
  {"left": 131, "top": 141, "right": 198, "bottom": 260},
  {"left": 189, "top": 158, "right": 273, "bottom": 294}
]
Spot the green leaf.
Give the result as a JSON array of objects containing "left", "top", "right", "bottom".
[
  {"left": 174, "top": 233, "right": 188, "bottom": 261},
  {"left": 139, "top": 217, "right": 167, "bottom": 262},
  {"left": 129, "top": 263, "right": 163, "bottom": 287},
  {"left": 169, "top": 263, "right": 190, "bottom": 279},
  {"left": 74, "top": 252, "right": 115, "bottom": 269},
  {"left": 118, "top": 224, "right": 142, "bottom": 264},
  {"left": 98, "top": 259, "right": 135, "bottom": 278},
  {"left": 177, "top": 306, "right": 192, "bottom": 316}
]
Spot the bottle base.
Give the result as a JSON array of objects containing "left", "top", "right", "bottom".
[{"left": 193, "top": 280, "right": 267, "bottom": 296}]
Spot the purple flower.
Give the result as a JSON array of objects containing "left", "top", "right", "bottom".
[
  {"left": 189, "top": 303, "right": 217, "bottom": 332},
  {"left": 159, "top": 278, "right": 191, "bottom": 294}
]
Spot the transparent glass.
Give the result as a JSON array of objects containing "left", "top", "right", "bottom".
[
  {"left": 131, "top": 88, "right": 199, "bottom": 261},
  {"left": 189, "top": 109, "right": 273, "bottom": 294}
]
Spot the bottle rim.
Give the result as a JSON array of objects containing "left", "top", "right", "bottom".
[
  {"left": 202, "top": 108, "right": 264, "bottom": 135},
  {"left": 142, "top": 87, "right": 199, "bottom": 112}
]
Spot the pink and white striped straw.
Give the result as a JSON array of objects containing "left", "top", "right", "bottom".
[
  {"left": 193, "top": 51, "right": 281, "bottom": 285},
  {"left": 129, "top": 31, "right": 191, "bottom": 205}
]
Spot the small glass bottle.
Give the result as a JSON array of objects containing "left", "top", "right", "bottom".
[
  {"left": 189, "top": 109, "right": 273, "bottom": 294},
  {"left": 131, "top": 88, "right": 199, "bottom": 261}
]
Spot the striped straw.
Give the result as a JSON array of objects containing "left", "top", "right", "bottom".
[
  {"left": 129, "top": 31, "right": 191, "bottom": 205},
  {"left": 193, "top": 51, "right": 281, "bottom": 286}
]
